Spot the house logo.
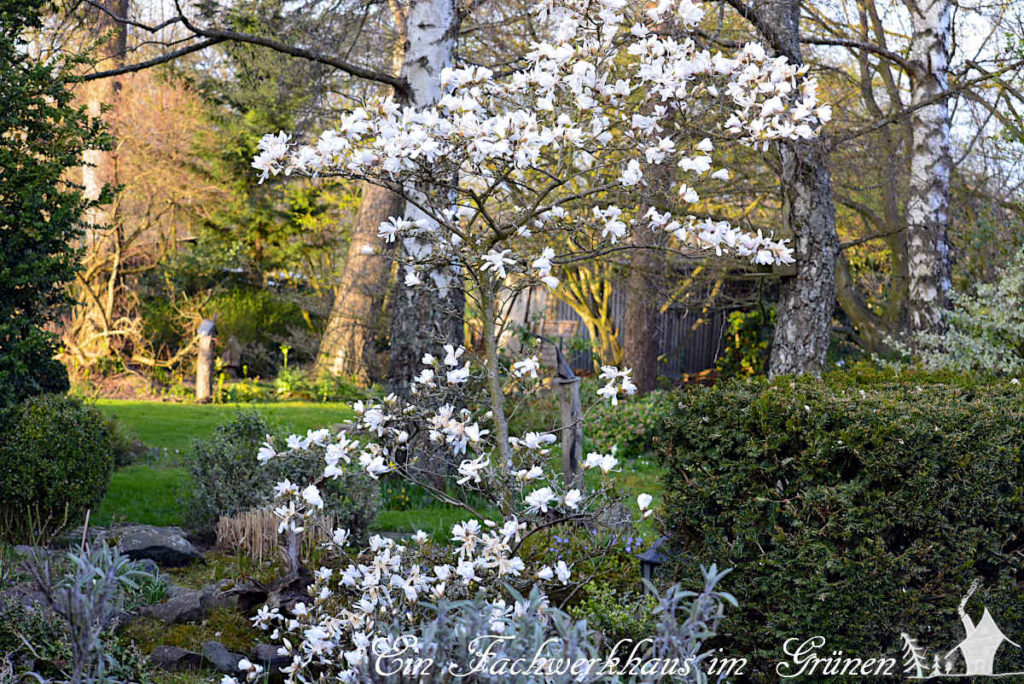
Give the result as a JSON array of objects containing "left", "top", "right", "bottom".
[{"left": 901, "top": 580, "right": 1023, "bottom": 678}]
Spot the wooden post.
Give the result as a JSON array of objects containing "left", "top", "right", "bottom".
[
  {"left": 196, "top": 319, "right": 217, "bottom": 403},
  {"left": 553, "top": 346, "right": 583, "bottom": 491}
]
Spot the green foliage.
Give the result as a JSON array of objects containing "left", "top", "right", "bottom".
[
  {"left": 586, "top": 389, "right": 673, "bottom": 459},
  {"left": 894, "top": 246, "right": 1024, "bottom": 373},
  {"left": 182, "top": 409, "right": 280, "bottom": 536},
  {"left": 716, "top": 306, "right": 775, "bottom": 377},
  {"left": 658, "top": 369, "right": 1024, "bottom": 675},
  {"left": 183, "top": 410, "right": 381, "bottom": 542},
  {"left": 0, "top": 395, "right": 116, "bottom": 542},
  {"left": 0, "top": 594, "right": 73, "bottom": 678},
  {"left": 569, "top": 582, "right": 658, "bottom": 645},
  {"left": 0, "top": 0, "right": 108, "bottom": 405},
  {"left": 272, "top": 365, "right": 369, "bottom": 402},
  {"left": 101, "top": 411, "right": 139, "bottom": 468},
  {"left": 211, "top": 289, "right": 310, "bottom": 360}
]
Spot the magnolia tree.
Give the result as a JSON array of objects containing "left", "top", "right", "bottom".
[{"left": 233, "top": 0, "right": 828, "bottom": 680}]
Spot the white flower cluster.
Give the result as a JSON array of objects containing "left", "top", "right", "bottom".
[
  {"left": 252, "top": 0, "right": 827, "bottom": 292},
  {"left": 223, "top": 343, "right": 655, "bottom": 683},
  {"left": 597, "top": 365, "right": 638, "bottom": 405}
]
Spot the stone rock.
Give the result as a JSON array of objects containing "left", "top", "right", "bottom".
[
  {"left": 203, "top": 641, "right": 244, "bottom": 676},
  {"left": 227, "top": 580, "right": 269, "bottom": 614},
  {"left": 141, "top": 590, "right": 206, "bottom": 624},
  {"left": 141, "top": 581, "right": 235, "bottom": 624},
  {"left": 149, "top": 646, "right": 205, "bottom": 672},
  {"left": 251, "top": 643, "right": 291, "bottom": 673},
  {"left": 0, "top": 583, "right": 51, "bottom": 612},
  {"left": 108, "top": 525, "right": 202, "bottom": 567},
  {"left": 64, "top": 524, "right": 202, "bottom": 568},
  {"left": 132, "top": 558, "right": 160, "bottom": 576}
]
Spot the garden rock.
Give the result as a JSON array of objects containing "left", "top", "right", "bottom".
[
  {"left": 149, "top": 646, "right": 206, "bottom": 672},
  {"left": 203, "top": 640, "right": 244, "bottom": 675},
  {"left": 109, "top": 525, "right": 202, "bottom": 567},
  {"left": 251, "top": 643, "right": 291, "bottom": 673},
  {"left": 141, "top": 581, "right": 234, "bottom": 623},
  {"left": 141, "top": 589, "right": 206, "bottom": 623},
  {"left": 226, "top": 579, "right": 269, "bottom": 614},
  {"left": 132, "top": 557, "right": 160, "bottom": 576},
  {"left": 0, "top": 583, "right": 50, "bottom": 612},
  {"left": 66, "top": 524, "right": 202, "bottom": 567}
]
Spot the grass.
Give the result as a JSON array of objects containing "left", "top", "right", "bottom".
[
  {"left": 91, "top": 399, "right": 664, "bottom": 535},
  {"left": 93, "top": 401, "right": 354, "bottom": 527},
  {"left": 94, "top": 400, "right": 354, "bottom": 455},
  {"left": 94, "top": 465, "right": 192, "bottom": 527},
  {"left": 376, "top": 506, "right": 500, "bottom": 537}
]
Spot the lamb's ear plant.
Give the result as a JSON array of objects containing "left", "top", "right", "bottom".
[{"left": 25, "top": 543, "right": 153, "bottom": 684}]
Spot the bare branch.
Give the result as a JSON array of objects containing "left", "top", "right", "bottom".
[
  {"left": 82, "top": 38, "right": 223, "bottom": 81},
  {"left": 78, "top": 0, "right": 410, "bottom": 97},
  {"left": 802, "top": 35, "right": 916, "bottom": 75}
]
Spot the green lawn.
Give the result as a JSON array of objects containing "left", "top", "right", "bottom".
[
  {"left": 91, "top": 399, "right": 664, "bottom": 534},
  {"left": 92, "top": 401, "right": 354, "bottom": 526},
  {"left": 94, "top": 465, "right": 191, "bottom": 527},
  {"left": 95, "top": 400, "right": 354, "bottom": 455}
]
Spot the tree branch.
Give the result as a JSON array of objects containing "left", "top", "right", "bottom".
[
  {"left": 78, "top": 0, "right": 410, "bottom": 97},
  {"left": 82, "top": 38, "right": 223, "bottom": 80},
  {"left": 717, "top": 0, "right": 796, "bottom": 61},
  {"left": 802, "top": 35, "right": 916, "bottom": 75}
]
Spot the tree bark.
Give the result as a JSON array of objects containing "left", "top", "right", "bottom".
[
  {"left": 623, "top": 243, "right": 660, "bottom": 392},
  {"left": 315, "top": 183, "right": 403, "bottom": 383},
  {"left": 768, "top": 137, "right": 839, "bottom": 376},
  {"left": 747, "top": 0, "right": 840, "bottom": 377},
  {"left": 904, "top": 0, "right": 953, "bottom": 333},
  {"left": 315, "top": 23, "right": 407, "bottom": 384},
  {"left": 386, "top": 0, "right": 464, "bottom": 394}
]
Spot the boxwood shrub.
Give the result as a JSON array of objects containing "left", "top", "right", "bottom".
[
  {"left": 0, "top": 394, "right": 115, "bottom": 542},
  {"left": 657, "top": 369, "right": 1024, "bottom": 679}
]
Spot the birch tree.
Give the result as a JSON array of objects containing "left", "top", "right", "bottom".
[
  {"left": 903, "top": 0, "right": 953, "bottom": 333},
  {"left": 384, "top": 0, "right": 464, "bottom": 396}
]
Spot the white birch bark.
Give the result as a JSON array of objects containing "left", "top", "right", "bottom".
[
  {"left": 387, "top": 0, "right": 464, "bottom": 394},
  {"left": 904, "top": 0, "right": 953, "bottom": 333}
]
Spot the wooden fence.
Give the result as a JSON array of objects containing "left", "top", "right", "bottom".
[{"left": 503, "top": 285, "right": 729, "bottom": 379}]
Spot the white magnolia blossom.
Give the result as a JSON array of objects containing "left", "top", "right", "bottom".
[
  {"left": 253, "top": 0, "right": 824, "bottom": 304},
  {"left": 597, "top": 365, "right": 638, "bottom": 405},
  {"left": 244, "top": 0, "right": 831, "bottom": 679}
]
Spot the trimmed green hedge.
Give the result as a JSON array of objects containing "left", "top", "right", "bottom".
[
  {"left": 0, "top": 395, "right": 115, "bottom": 541},
  {"left": 658, "top": 369, "right": 1024, "bottom": 678}
]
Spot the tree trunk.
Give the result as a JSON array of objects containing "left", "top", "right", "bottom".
[
  {"left": 623, "top": 249, "right": 660, "bottom": 392},
  {"left": 72, "top": 0, "right": 128, "bottom": 364},
  {"left": 315, "top": 25, "right": 407, "bottom": 384},
  {"left": 386, "top": 0, "right": 464, "bottom": 394},
  {"left": 768, "top": 138, "right": 839, "bottom": 376},
  {"left": 904, "top": 0, "right": 952, "bottom": 333},
  {"left": 748, "top": 0, "right": 840, "bottom": 377},
  {"left": 315, "top": 183, "right": 403, "bottom": 383}
]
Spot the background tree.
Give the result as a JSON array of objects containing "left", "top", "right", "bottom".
[{"left": 0, "top": 0, "right": 107, "bottom": 405}]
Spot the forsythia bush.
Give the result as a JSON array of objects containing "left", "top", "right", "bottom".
[{"left": 658, "top": 369, "right": 1024, "bottom": 675}]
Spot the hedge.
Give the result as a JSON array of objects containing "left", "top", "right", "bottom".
[
  {"left": 657, "top": 369, "right": 1024, "bottom": 679},
  {"left": 0, "top": 394, "right": 115, "bottom": 542}
]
